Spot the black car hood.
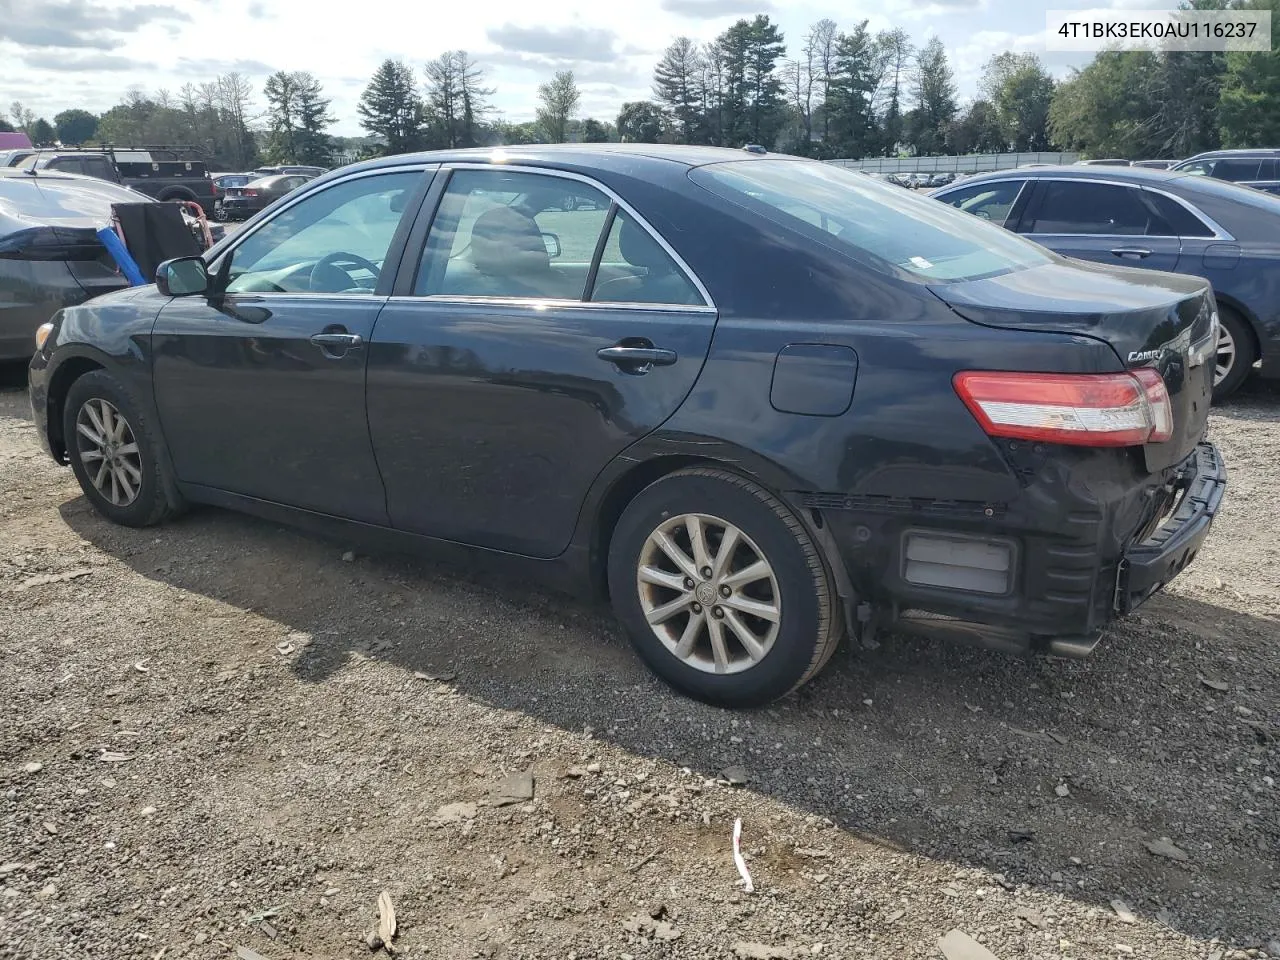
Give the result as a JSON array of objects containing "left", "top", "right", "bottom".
[{"left": 928, "top": 259, "right": 1210, "bottom": 364}]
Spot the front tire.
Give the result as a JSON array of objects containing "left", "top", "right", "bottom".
[
  {"left": 63, "top": 371, "right": 181, "bottom": 527},
  {"left": 607, "top": 467, "right": 841, "bottom": 707},
  {"left": 1213, "top": 304, "right": 1255, "bottom": 400}
]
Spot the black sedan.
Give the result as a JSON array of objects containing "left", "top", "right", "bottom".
[
  {"left": 217, "top": 173, "right": 313, "bottom": 221},
  {"left": 932, "top": 165, "right": 1280, "bottom": 398},
  {"left": 28, "top": 145, "right": 1225, "bottom": 706}
]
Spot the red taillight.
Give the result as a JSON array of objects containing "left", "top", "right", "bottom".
[
  {"left": 953, "top": 370, "right": 1174, "bottom": 447},
  {"left": 243, "top": 189, "right": 257, "bottom": 197}
]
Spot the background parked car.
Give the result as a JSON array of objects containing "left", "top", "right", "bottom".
[
  {"left": 17, "top": 146, "right": 217, "bottom": 211},
  {"left": 932, "top": 165, "right": 1280, "bottom": 398},
  {"left": 217, "top": 173, "right": 315, "bottom": 221},
  {"left": 1076, "top": 158, "right": 1132, "bottom": 166},
  {"left": 253, "top": 164, "right": 328, "bottom": 178},
  {"left": 1170, "top": 149, "right": 1280, "bottom": 195},
  {"left": 0, "top": 148, "right": 35, "bottom": 168},
  {"left": 0, "top": 169, "right": 220, "bottom": 361},
  {"left": 211, "top": 173, "right": 256, "bottom": 220},
  {"left": 1133, "top": 159, "right": 1177, "bottom": 170}
]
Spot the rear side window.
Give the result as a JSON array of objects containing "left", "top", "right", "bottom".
[
  {"left": 590, "top": 210, "right": 704, "bottom": 306},
  {"left": 1211, "top": 158, "right": 1262, "bottom": 182},
  {"left": 1144, "top": 191, "right": 1215, "bottom": 238},
  {"left": 936, "top": 180, "right": 1025, "bottom": 226},
  {"left": 1026, "top": 182, "right": 1170, "bottom": 236},
  {"left": 691, "top": 159, "right": 1050, "bottom": 283}
]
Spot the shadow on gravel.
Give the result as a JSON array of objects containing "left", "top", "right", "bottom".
[{"left": 61, "top": 497, "right": 1279, "bottom": 946}]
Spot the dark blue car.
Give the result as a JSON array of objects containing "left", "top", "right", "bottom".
[
  {"left": 28, "top": 146, "right": 1224, "bottom": 706},
  {"left": 932, "top": 165, "right": 1280, "bottom": 398}
]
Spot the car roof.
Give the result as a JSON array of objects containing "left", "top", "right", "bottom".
[
  {"left": 1178, "top": 148, "right": 1280, "bottom": 161},
  {"left": 938, "top": 165, "right": 1188, "bottom": 187},
  {"left": 342, "top": 143, "right": 796, "bottom": 178}
]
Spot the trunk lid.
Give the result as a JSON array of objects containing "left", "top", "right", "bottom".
[{"left": 930, "top": 260, "right": 1216, "bottom": 473}]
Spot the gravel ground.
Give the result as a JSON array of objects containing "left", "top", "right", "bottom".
[{"left": 1, "top": 363, "right": 1277, "bottom": 960}]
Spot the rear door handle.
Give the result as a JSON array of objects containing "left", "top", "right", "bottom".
[
  {"left": 1111, "top": 246, "right": 1152, "bottom": 259},
  {"left": 597, "top": 346, "right": 677, "bottom": 367},
  {"left": 310, "top": 332, "right": 364, "bottom": 348}
]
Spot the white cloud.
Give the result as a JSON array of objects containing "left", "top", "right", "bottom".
[{"left": 0, "top": 0, "right": 1094, "bottom": 134}]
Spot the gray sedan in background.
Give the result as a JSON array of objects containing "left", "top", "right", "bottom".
[{"left": 933, "top": 165, "right": 1280, "bottom": 398}]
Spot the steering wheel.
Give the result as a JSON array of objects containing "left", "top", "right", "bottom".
[{"left": 309, "top": 251, "right": 381, "bottom": 292}]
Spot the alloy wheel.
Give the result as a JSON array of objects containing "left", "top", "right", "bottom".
[
  {"left": 75, "top": 398, "right": 143, "bottom": 508},
  {"left": 635, "top": 513, "right": 781, "bottom": 675},
  {"left": 1215, "top": 322, "right": 1237, "bottom": 387}
]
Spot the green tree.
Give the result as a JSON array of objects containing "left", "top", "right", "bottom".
[
  {"left": 358, "top": 60, "right": 424, "bottom": 155},
  {"left": 715, "top": 15, "right": 786, "bottom": 146},
  {"left": 54, "top": 108, "right": 98, "bottom": 145},
  {"left": 425, "top": 52, "right": 491, "bottom": 148},
  {"left": 981, "top": 52, "right": 1056, "bottom": 151},
  {"left": 536, "top": 70, "right": 580, "bottom": 142},
  {"left": 8, "top": 101, "right": 36, "bottom": 135},
  {"left": 1219, "top": 0, "right": 1280, "bottom": 146},
  {"left": 654, "top": 37, "right": 704, "bottom": 143},
  {"left": 29, "top": 118, "right": 55, "bottom": 146},
  {"left": 823, "top": 20, "right": 879, "bottom": 159},
  {"left": 872, "top": 29, "right": 911, "bottom": 156},
  {"left": 492, "top": 119, "right": 539, "bottom": 145},
  {"left": 0, "top": 116, "right": 12, "bottom": 133},
  {"left": 1049, "top": 50, "right": 1163, "bottom": 157},
  {"left": 948, "top": 99, "right": 1005, "bottom": 154},
  {"left": 295, "top": 73, "right": 334, "bottom": 166},
  {"left": 582, "top": 118, "right": 611, "bottom": 142},
  {"left": 262, "top": 71, "right": 302, "bottom": 162},
  {"left": 617, "top": 101, "right": 666, "bottom": 142},
  {"left": 908, "top": 37, "right": 957, "bottom": 155}
]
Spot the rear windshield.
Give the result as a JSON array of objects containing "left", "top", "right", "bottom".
[{"left": 690, "top": 159, "right": 1051, "bottom": 282}]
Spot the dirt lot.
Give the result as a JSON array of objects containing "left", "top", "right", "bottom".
[{"left": 1, "top": 365, "right": 1277, "bottom": 960}]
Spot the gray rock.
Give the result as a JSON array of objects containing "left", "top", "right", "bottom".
[
  {"left": 432, "top": 802, "right": 478, "bottom": 824},
  {"left": 1144, "top": 837, "right": 1190, "bottom": 862},
  {"left": 722, "top": 766, "right": 751, "bottom": 786},
  {"left": 1110, "top": 898, "right": 1136, "bottom": 923},
  {"left": 1267, "top": 942, "right": 1280, "bottom": 959},
  {"left": 22, "top": 762, "right": 42, "bottom": 774},
  {"left": 1014, "top": 907, "right": 1044, "bottom": 929},
  {"left": 491, "top": 771, "right": 534, "bottom": 807},
  {"left": 1055, "top": 783, "right": 1071, "bottom": 798},
  {"left": 938, "top": 930, "right": 1002, "bottom": 960},
  {"left": 732, "top": 943, "right": 798, "bottom": 960}
]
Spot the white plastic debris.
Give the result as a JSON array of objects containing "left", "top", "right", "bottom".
[{"left": 732, "top": 817, "right": 755, "bottom": 893}]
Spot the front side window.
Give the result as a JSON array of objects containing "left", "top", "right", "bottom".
[
  {"left": 416, "top": 169, "right": 613, "bottom": 300},
  {"left": 937, "top": 181, "right": 1026, "bottom": 226},
  {"left": 690, "top": 159, "right": 1050, "bottom": 283},
  {"left": 225, "top": 171, "right": 420, "bottom": 295},
  {"left": 1026, "top": 181, "right": 1170, "bottom": 236}
]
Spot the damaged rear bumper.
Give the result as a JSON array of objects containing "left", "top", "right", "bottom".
[{"left": 812, "top": 441, "right": 1226, "bottom": 657}]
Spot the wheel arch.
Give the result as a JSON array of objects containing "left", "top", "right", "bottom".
[
  {"left": 1213, "top": 294, "right": 1261, "bottom": 362},
  {"left": 157, "top": 187, "right": 197, "bottom": 203},
  {"left": 582, "top": 445, "right": 854, "bottom": 624},
  {"left": 45, "top": 352, "right": 108, "bottom": 462}
]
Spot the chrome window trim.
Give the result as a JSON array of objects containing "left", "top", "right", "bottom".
[
  {"left": 207, "top": 163, "right": 440, "bottom": 276},
  {"left": 384, "top": 293, "right": 717, "bottom": 315},
  {"left": 431, "top": 161, "right": 717, "bottom": 311},
  {"left": 939, "top": 175, "right": 1235, "bottom": 241}
]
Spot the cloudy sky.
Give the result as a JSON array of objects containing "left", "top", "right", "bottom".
[{"left": 0, "top": 0, "right": 1172, "bottom": 136}]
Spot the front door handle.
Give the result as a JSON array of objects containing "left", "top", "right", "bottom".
[
  {"left": 1111, "top": 246, "right": 1152, "bottom": 259},
  {"left": 310, "top": 332, "right": 364, "bottom": 348},
  {"left": 597, "top": 345, "right": 678, "bottom": 367}
]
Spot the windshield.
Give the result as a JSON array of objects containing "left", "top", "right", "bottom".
[{"left": 690, "top": 159, "right": 1051, "bottom": 282}]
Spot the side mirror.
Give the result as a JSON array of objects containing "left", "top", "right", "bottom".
[
  {"left": 541, "top": 232, "right": 562, "bottom": 259},
  {"left": 156, "top": 256, "right": 209, "bottom": 297}
]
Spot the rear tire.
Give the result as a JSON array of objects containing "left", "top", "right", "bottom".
[
  {"left": 1213, "top": 304, "right": 1255, "bottom": 400},
  {"left": 607, "top": 467, "right": 841, "bottom": 707},
  {"left": 63, "top": 371, "right": 182, "bottom": 528}
]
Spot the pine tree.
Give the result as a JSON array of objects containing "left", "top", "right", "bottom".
[
  {"left": 294, "top": 73, "right": 334, "bottom": 166},
  {"left": 653, "top": 37, "right": 704, "bottom": 143},
  {"left": 909, "top": 37, "right": 957, "bottom": 156},
  {"left": 359, "top": 60, "right": 424, "bottom": 156}
]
